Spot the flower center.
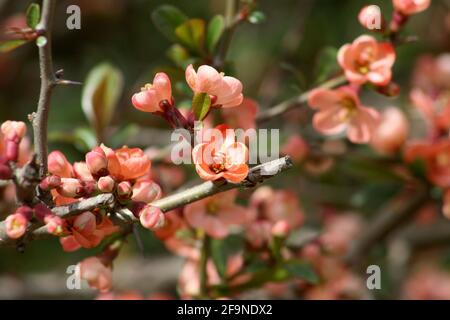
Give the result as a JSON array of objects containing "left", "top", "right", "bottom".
[
  {"left": 436, "top": 152, "right": 450, "bottom": 167},
  {"left": 339, "top": 98, "right": 358, "bottom": 122},
  {"left": 206, "top": 201, "right": 219, "bottom": 214}
]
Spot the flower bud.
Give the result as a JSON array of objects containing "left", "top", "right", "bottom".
[
  {"left": 86, "top": 147, "right": 108, "bottom": 177},
  {"left": 371, "top": 107, "right": 409, "bottom": 154},
  {"left": 117, "top": 181, "right": 132, "bottom": 199},
  {"left": 0, "top": 163, "right": 12, "bottom": 180},
  {"left": 375, "top": 82, "right": 401, "bottom": 97},
  {"left": 271, "top": 220, "right": 290, "bottom": 237},
  {"left": 358, "top": 5, "right": 384, "bottom": 32},
  {"left": 131, "top": 180, "right": 162, "bottom": 203},
  {"left": 139, "top": 205, "right": 165, "bottom": 230},
  {"left": 5, "top": 212, "right": 28, "bottom": 239},
  {"left": 73, "top": 162, "right": 94, "bottom": 182},
  {"left": 4, "top": 140, "right": 19, "bottom": 162},
  {"left": 48, "top": 151, "right": 73, "bottom": 177},
  {"left": 97, "top": 176, "right": 115, "bottom": 193},
  {"left": 57, "top": 178, "right": 83, "bottom": 198},
  {"left": 1, "top": 121, "right": 26, "bottom": 142},
  {"left": 15, "top": 206, "right": 33, "bottom": 220},
  {"left": 39, "top": 175, "right": 62, "bottom": 191}
]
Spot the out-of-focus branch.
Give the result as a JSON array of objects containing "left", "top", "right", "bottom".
[
  {"left": 345, "top": 187, "right": 429, "bottom": 267},
  {"left": 0, "top": 156, "right": 293, "bottom": 246}
]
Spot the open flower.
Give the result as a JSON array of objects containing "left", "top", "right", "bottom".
[
  {"left": 338, "top": 35, "right": 396, "bottom": 86},
  {"left": 404, "top": 140, "right": 450, "bottom": 188},
  {"left": 185, "top": 64, "right": 243, "bottom": 108},
  {"left": 221, "top": 98, "right": 259, "bottom": 130},
  {"left": 114, "top": 146, "right": 151, "bottom": 181},
  {"left": 5, "top": 212, "right": 28, "bottom": 239},
  {"left": 308, "top": 86, "right": 380, "bottom": 143},
  {"left": 184, "top": 190, "right": 251, "bottom": 239},
  {"left": 192, "top": 125, "right": 249, "bottom": 183},
  {"left": 132, "top": 72, "right": 172, "bottom": 113},
  {"left": 79, "top": 257, "right": 113, "bottom": 292},
  {"left": 59, "top": 211, "right": 118, "bottom": 252},
  {"left": 371, "top": 107, "right": 409, "bottom": 154},
  {"left": 393, "top": 0, "right": 430, "bottom": 15}
]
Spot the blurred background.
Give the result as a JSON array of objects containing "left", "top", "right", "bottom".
[{"left": 0, "top": 0, "right": 449, "bottom": 299}]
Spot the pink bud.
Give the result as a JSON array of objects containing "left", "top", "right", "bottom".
[
  {"left": 73, "top": 162, "right": 94, "bottom": 182},
  {"left": 34, "top": 203, "right": 53, "bottom": 221},
  {"left": 48, "top": 151, "right": 73, "bottom": 178},
  {"left": 57, "top": 178, "right": 83, "bottom": 198},
  {"left": 39, "top": 175, "right": 62, "bottom": 191},
  {"left": 1, "top": 121, "right": 26, "bottom": 141},
  {"left": 117, "top": 181, "right": 132, "bottom": 199},
  {"left": 131, "top": 180, "right": 162, "bottom": 203},
  {"left": 97, "top": 176, "right": 115, "bottom": 193},
  {"left": 4, "top": 140, "right": 19, "bottom": 162},
  {"left": 5, "top": 212, "right": 28, "bottom": 239},
  {"left": 139, "top": 206, "right": 165, "bottom": 230},
  {"left": 271, "top": 220, "right": 290, "bottom": 237},
  {"left": 0, "top": 163, "right": 12, "bottom": 180},
  {"left": 371, "top": 107, "right": 409, "bottom": 154},
  {"left": 44, "top": 215, "right": 65, "bottom": 236},
  {"left": 358, "top": 5, "right": 384, "bottom": 31},
  {"left": 86, "top": 147, "right": 108, "bottom": 177},
  {"left": 393, "top": 0, "right": 430, "bottom": 16}
]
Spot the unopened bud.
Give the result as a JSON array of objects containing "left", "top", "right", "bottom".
[
  {"left": 86, "top": 147, "right": 108, "bottom": 177},
  {"left": 139, "top": 205, "right": 165, "bottom": 230},
  {"left": 34, "top": 203, "right": 53, "bottom": 221},
  {"left": 117, "top": 181, "right": 132, "bottom": 200},
  {"left": 39, "top": 175, "right": 62, "bottom": 191},
  {"left": 0, "top": 163, "right": 12, "bottom": 180},
  {"left": 97, "top": 176, "right": 115, "bottom": 193},
  {"left": 57, "top": 178, "right": 83, "bottom": 198}
]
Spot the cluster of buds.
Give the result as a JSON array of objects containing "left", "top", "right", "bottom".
[
  {"left": 45, "top": 145, "right": 161, "bottom": 205},
  {"left": 0, "top": 121, "right": 27, "bottom": 179}
]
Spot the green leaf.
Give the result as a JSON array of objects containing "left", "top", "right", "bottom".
[
  {"left": 151, "top": 5, "right": 188, "bottom": 42},
  {"left": 210, "top": 235, "right": 243, "bottom": 280},
  {"left": 206, "top": 15, "right": 224, "bottom": 53},
  {"left": 26, "top": 3, "right": 40, "bottom": 29},
  {"left": 82, "top": 63, "right": 124, "bottom": 143},
  {"left": 192, "top": 92, "right": 211, "bottom": 121},
  {"left": 166, "top": 44, "right": 191, "bottom": 69},
  {"left": 314, "top": 46, "right": 340, "bottom": 83},
  {"left": 175, "top": 19, "right": 205, "bottom": 53},
  {"left": 248, "top": 11, "right": 266, "bottom": 24},
  {"left": 283, "top": 260, "right": 319, "bottom": 284},
  {"left": 0, "top": 39, "right": 27, "bottom": 53}
]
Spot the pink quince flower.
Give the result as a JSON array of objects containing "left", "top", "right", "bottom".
[
  {"left": 48, "top": 151, "right": 73, "bottom": 178},
  {"left": 1, "top": 121, "right": 26, "bottom": 141},
  {"left": 371, "top": 107, "right": 409, "bottom": 154},
  {"left": 184, "top": 189, "right": 251, "bottom": 239},
  {"left": 221, "top": 98, "right": 259, "bottom": 130},
  {"left": 59, "top": 211, "right": 118, "bottom": 252},
  {"left": 393, "top": 0, "right": 431, "bottom": 15},
  {"left": 132, "top": 72, "right": 172, "bottom": 113},
  {"left": 281, "top": 134, "right": 309, "bottom": 163},
  {"left": 79, "top": 256, "right": 113, "bottom": 292},
  {"left": 5, "top": 212, "right": 28, "bottom": 239},
  {"left": 132, "top": 179, "right": 162, "bottom": 203},
  {"left": 192, "top": 124, "right": 249, "bottom": 183},
  {"left": 114, "top": 146, "right": 151, "bottom": 181},
  {"left": 185, "top": 64, "right": 243, "bottom": 108},
  {"left": 308, "top": 86, "right": 380, "bottom": 144},
  {"left": 338, "top": 35, "right": 396, "bottom": 86}
]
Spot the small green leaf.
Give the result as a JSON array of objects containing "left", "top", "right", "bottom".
[
  {"left": 0, "top": 39, "right": 27, "bottom": 53},
  {"left": 248, "top": 11, "right": 266, "bottom": 24},
  {"left": 166, "top": 44, "right": 191, "bottom": 69},
  {"left": 175, "top": 19, "right": 205, "bottom": 53},
  {"left": 26, "top": 3, "right": 40, "bottom": 29},
  {"left": 283, "top": 260, "right": 319, "bottom": 284},
  {"left": 151, "top": 5, "right": 188, "bottom": 42},
  {"left": 36, "top": 36, "right": 47, "bottom": 47},
  {"left": 210, "top": 236, "right": 244, "bottom": 280},
  {"left": 82, "top": 63, "right": 124, "bottom": 143},
  {"left": 192, "top": 92, "right": 211, "bottom": 121},
  {"left": 206, "top": 15, "right": 224, "bottom": 53}
]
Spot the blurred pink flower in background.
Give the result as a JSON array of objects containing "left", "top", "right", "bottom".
[{"left": 371, "top": 107, "right": 410, "bottom": 154}]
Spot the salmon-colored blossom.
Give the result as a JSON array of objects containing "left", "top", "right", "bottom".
[
  {"left": 48, "top": 151, "right": 73, "bottom": 178},
  {"left": 371, "top": 107, "right": 409, "bottom": 154},
  {"left": 132, "top": 72, "right": 172, "bottom": 113},
  {"left": 59, "top": 211, "right": 118, "bottom": 252},
  {"left": 185, "top": 64, "right": 243, "bottom": 108},
  {"left": 308, "top": 86, "right": 380, "bottom": 143},
  {"left": 281, "top": 134, "right": 309, "bottom": 163},
  {"left": 131, "top": 180, "right": 161, "bottom": 203},
  {"left": 404, "top": 140, "right": 450, "bottom": 187},
  {"left": 139, "top": 205, "right": 165, "bottom": 230},
  {"left": 221, "top": 98, "right": 259, "bottom": 130},
  {"left": 5, "top": 212, "right": 28, "bottom": 239},
  {"left": 1, "top": 120, "right": 26, "bottom": 141},
  {"left": 192, "top": 125, "right": 249, "bottom": 183},
  {"left": 114, "top": 146, "right": 151, "bottom": 181},
  {"left": 184, "top": 189, "right": 251, "bottom": 239},
  {"left": 338, "top": 35, "right": 396, "bottom": 86},
  {"left": 79, "top": 257, "right": 113, "bottom": 292}
]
